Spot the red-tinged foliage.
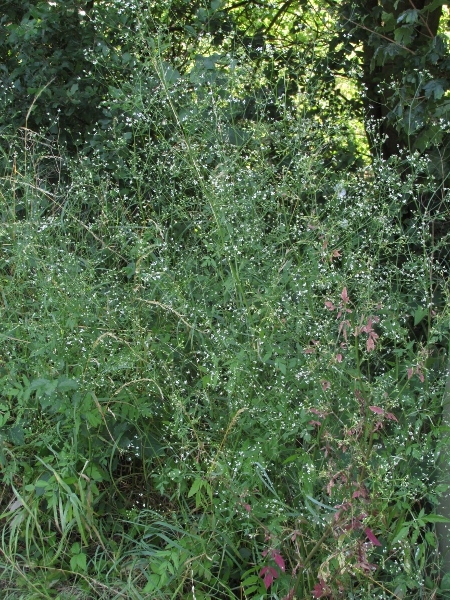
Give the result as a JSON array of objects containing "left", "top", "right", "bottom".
[
  {"left": 321, "top": 379, "right": 331, "bottom": 391},
  {"left": 272, "top": 549, "right": 286, "bottom": 572},
  {"left": 259, "top": 566, "right": 278, "bottom": 590},
  {"left": 385, "top": 412, "right": 398, "bottom": 422},
  {"left": 365, "top": 527, "right": 382, "bottom": 546},
  {"left": 312, "top": 578, "right": 332, "bottom": 598}
]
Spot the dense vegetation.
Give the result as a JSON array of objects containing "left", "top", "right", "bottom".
[{"left": 1, "top": 1, "right": 450, "bottom": 598}]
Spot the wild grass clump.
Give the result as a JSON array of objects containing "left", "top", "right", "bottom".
[{"left": 0, "top": 47, "right": 449, "bottom": 600}]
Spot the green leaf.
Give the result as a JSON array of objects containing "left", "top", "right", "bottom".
[
  {"left": 71, "top": 542, "right": 81, "bottom": 555},
  {"left": 57, "top": 376, "right": 78, "bottom": 392},
  {"left": 424, "top": 0, "right": 445, "bottom": 12},
  {"left": 425, "top": 531, "right": 436, "bottom": 546},
  {"left": 441, "top": 571, "right": 450, "bottom": 590},
  {"left": 381, "top": 11, "right": 396, "bottom": 31},
  {"left": 0, "top": 411, "right": 10, "bottom": 427},
  {"left": 282, "top": 454, "right": 299, "bottom": 465},
  {"left": 392, "top": 526, "right": 410, "bottom": 545},
  {"left": 422, "top": 514, "right": 450, "bottom": 523},
  {"left": 70, "top": 552, "right": 87, "bottom": 572},
  {"left": 161, "top": 62, "right": 180, "bottom": 85},
  {"left": 143, "top": 574, "right": 161, "bottom": 592},
  {"left": 435, "top": 99, "right": 450, "bottom": 118},
  {"left": 397, "top": 9, "right": 419, "bottom": 24},
  {"left": 414, "top": 306, "right": 428, "bottom": 326},
  {"left": 276, "top": 360, "right": 286, "bottom": 375},
  {"left": 7, "top": 425, "right": 25, "bottom": 446},
  {"left": 29, "top": 378, "right": 51, "bottom": 392},
  {"left": 305, "top": 495, "right": 337, "bottom": 512},
  {"left": 394, "top": 26, "right": 414, "bottom": 46},
  {"left": 184, "top": 25, "right": 196, "bottom": 37},
  {"left": 423, "top": 79, "right": 446, "bottom": 100},
  {"left": 188, "top": 478, "right": 203, "bottom": 498},
  {"left": 262, "top": 350, "right": 273, "bottom": 362}
]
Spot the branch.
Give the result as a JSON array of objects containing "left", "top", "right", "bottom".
[
  {"left": 225, "top": 0, "right": 268, "bottom": 11},
  {"left": 345, "top": 17, "right": 416, "bottom": 55},
  {"left": 265, "top": 0, "right": 296, "bottom": 36}
]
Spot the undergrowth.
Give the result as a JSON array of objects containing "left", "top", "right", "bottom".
[{"left": 0, "top": 42, "right": 450, "bottom": 600}]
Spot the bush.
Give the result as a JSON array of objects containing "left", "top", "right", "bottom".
[{"left": 0, "top": 42, "right": 449, "bottom": 600}]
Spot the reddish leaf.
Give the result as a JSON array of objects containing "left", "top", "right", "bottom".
[
  {"left": 341, "top": 287, "right": 349, "bottom": 303},
  {"left": 355, "top": 561, "right": 377, "bottom": 572},
  {"left": 365, "top": 527, "right": 382, "bottom": 546},
  {"left": 385, "top": 412, "right": 398, "bottom": 422},
  {"left": 366, "top": 337, "right": 375, "bottom": 352},
  {"left": 259, "top": 566, "right": 278, "bottom": 589},
  {"left": 243, "top": 503, "right": 251, "bottom": 512},
  {"left": 407, "top": 367, "right": 413, "bottom": 380},
  {"left": 336, "top": 353, "right": 343, "bottom": 363},
  {"left": 368, "top": 405, "right": 384, "bottom": 415},
  {"left": 312, "top": 579, "right": 331, "bottom": 599},
  {"left": 263, "top": 572, "right": 273, "bottom": 590},
  {"left": 272, "top": 550, "right": 286, "bottom": 572},
  {"left": 260, "top": 566, "right": 278, "bottom": 579},
  {"left": 325, "top": 301, "right": 335, "bottom": 310},
  {"left": 269, "top": 567, "right": 278, "bottom": 578},
  {"left": 321, "top": 380, "right": 331, "bottom": 391}
]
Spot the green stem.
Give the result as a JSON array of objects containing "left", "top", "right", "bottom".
[{"left": 293, "top": 526, "right": 332, "bottom": 596}]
